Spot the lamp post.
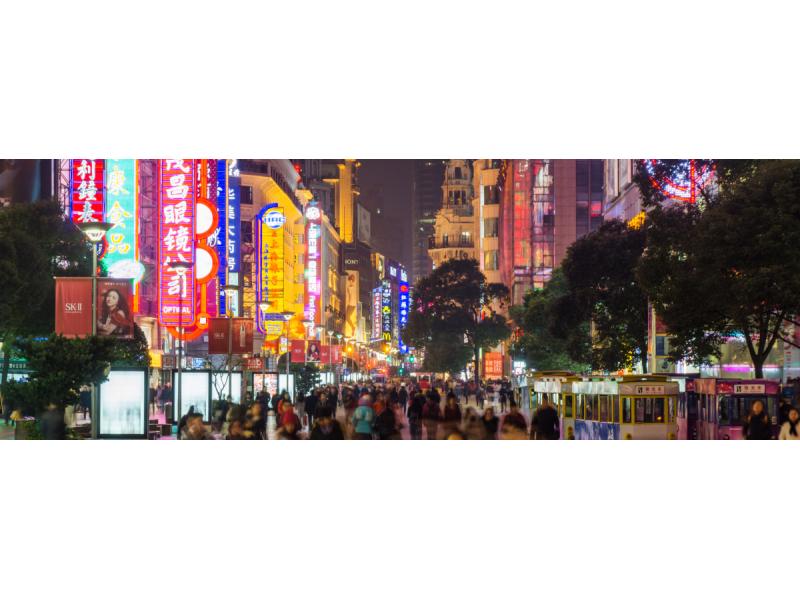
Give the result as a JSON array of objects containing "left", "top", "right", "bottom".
[
  {"left": 168, "top": 259, "right": 193, "bottom": 422},
  {"left": 223, "top": 284, "right": 238, "bottom": 403},
  {"left": 77, "top": 222, "right": 113, "bottom": 439},
  {"left": 278, "top": 311, "right": 294, "bottom": 399}
]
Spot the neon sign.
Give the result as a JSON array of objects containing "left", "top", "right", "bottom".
[
  {"left": 304, "top": 203, "right": 322, "bottom": 326},
  {"left": 158, "top": 159, "right": 196, "bottom": 328},
  {"left": 71, "top": 159, "right": 105, "bottom": 225},
  {"left": 255, "top": 203, "right": 285, "bottom": 337},
  {"left": 645, "top": 159, "right": 713, "bottom": 204},
  {"left": 381, "top": 279, "right": 392, "bottom": 343},
  {"left": 398, "top": 278, "right": 409, "bottom": 354},
  {"left": 371, "top": 286, "right": 382, "bottom": 341},
  {"left": 214, "top": 159, "right": 228, "bottom": 314}
]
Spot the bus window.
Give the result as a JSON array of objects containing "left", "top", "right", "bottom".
[
  {"left": 593, "top": 396, "right": 599, "bottom": 421},
  {"left": 669, "top": 397, "right": 676, "bottom": 422},
  {"left": 565, "top": 395, "right": 573, "bottom": 418},
  {"left": 585, "top": 395, "right": 594, "bottom": 420},
  {"left": 654, "top": 398, "right": 665, "bottom": 423},
  {"left": 622, "top": 398, "right": 632, "bottom": 423},
  {"left": 576, "top": 394, "right": 584, "bottom": 419},
  {"left": 599, "top": 395, "right": 610, "bottom": 422},
  {"left": 719, "top": 397, "right": 732, "bottom": 425},
  {"left": 635, "top": 398, "right": 645, "bottom": 423},
  {"left": 611, "top": 397, "right": 617, "bottom": 423},
  {"left": 688, "top": 395, "right": 698, "bottom": 419}
]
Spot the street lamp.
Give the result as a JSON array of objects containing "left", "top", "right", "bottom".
[
  {"left": 279, "top": 311, "right": 294, "bottom": 399},
  {"left": 77, "top": 221, "right": 112, "bottom": 439},
  {"left": 169, "top": 259, "right": 194, "bottom": 422},
  {"left": 223, "top": 284, "right": 238, "bottom": 403},
  {"left": 258, "top": 301, "right": 269, "bottom": 394}
]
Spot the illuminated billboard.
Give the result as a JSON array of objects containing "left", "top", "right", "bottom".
[
  {"left": 255, "top": 203, "right": 285, "bottom": 338},
  {"left": 398, "top": 274, "right": 409, "bottom": 354},
  {"left": 158, "top": 159, "right": 197, "bottom": 328},
  {"left": 304, "top": 204, "right": 322, "bottom": 325},
  {"left": 371, "top": 286, "right": 382, "bottom": 342},
  {"left": 70, "top": 159, "right": 105, "bottom": 225},
  {"left": 381, "top": 279, "right": 393, "bottom": 343}
]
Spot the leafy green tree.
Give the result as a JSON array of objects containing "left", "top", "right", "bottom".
[
  {"left": 403, "top": 258, "right": 510, "bottom": 381},
  {"left": 0, "top": 200, "right": 91, "bottom": 384},
  {"left": 510, "top": 269, "right": 591, "bottom": 372},
  {"left": 9, "top": 335, "right": 117, "bottom": 415},
  {"left": 638, "top": 160, "right": 800, "bottom": 377},
  {"left": 557, "top": 220, "right": 649, "bottom": 372}
]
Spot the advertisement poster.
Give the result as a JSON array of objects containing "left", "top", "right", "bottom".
[
  {"left": 98, "top": 370, "right": 146, "bottom": 437},
  {"left": 306, "top": 340, "right": 321, "bottom": 362},
  {"left": 54, "top": 277, "right": 93, "bottom": 338},
  {"left": 290, "top": 339, "right": 306, "bottom": 363},
  {"left": 344, "top": 270, "right": 359, "bottom": 338},
  {"left": 96, "top": 278, "right": 134, "bottom": 338},
  {"left": 319, "top": 344, "right": 330, "bottom": 364},
  {"left": 483, "top": 352, "right": 504, "bottom": 378},
  {"left": 208, "top": 318, "right": 253, "bottom": 354}
]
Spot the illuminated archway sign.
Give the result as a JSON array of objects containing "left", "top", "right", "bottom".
[{"left": 645, "top": 159, "right": 713, "bottom": 204}]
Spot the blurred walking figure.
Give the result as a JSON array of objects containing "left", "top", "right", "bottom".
[
  {"left": 398, "top": 384, "right": 409, "bottom": 414},
  {"left": 422, "top": 394, "right": 441, "bottom": 440},
  {"left": 407, "top": 392, "right": 425, "bottom": 440},
  {"left": 482, "top": 406, "right": 499, "bottom": 439},
  {"left": 498, "top": 387, "right": 508, "bottom": 413},
  {"left": 352, "top": 395, "right": 375, "bottom": 440},
  {"left": 531, "top": 397, "right": 560, "bottom": 440},
  {"left": 501, "top": 401, "right": 528, "bottom": 440},
  {"left": 181, "top": 413, "right": 214, "bottom": 440},
  {"left": 310, "top": 406, "right": 345, "bottom": 440},
  {"left": 40, "top": 402, "right": 66, "bottom": 440},
  {"left": 779, "top": 407, "right": 800, "bottom": 440},
  {"left": 442, "top": 392, "right": 462, "bottom": 438},
  {"left": 462, "top": 407, "right": 486, "bottom": 440},
  {"left": 374, "top": 397, "right": 400, "bottom": 440},
  {"left": 743, "top": 399, "right": 772, "bottom": 440}
]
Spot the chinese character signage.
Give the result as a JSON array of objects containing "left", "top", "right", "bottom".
[
  {"left": 634, "top": 385, "right": 666, "bottom": 395},
  {"left": 255, "top": 203, "right": 285, "bottom": 337},
  {"left": 381, "top": 279, "right": 393, "bottom": 343},
  {"left": 371, "top": 286, "right": 382, "bottom": 341},
  {"left": 483, "top": 352, "right": 504, "bottom": 378},
  {"left": 304, "top": 204, "right": 322, "bottom": 325},
  {"left": 734, "top": 384, "right": 766, "bottom": 395},
  {"left": 102, "top": 160, "right": 141, "bottom": 294},
  {"left": 398, "top": 273, "right": 409, "bottom": 353},
  {"left": 70, "top": 159, "right": 105, "bottom": 225},
  {"left": 227, "top": 161, "right": 241, "bottom": 274},
  {"left": 158, "top": 159, "right": 196, "bottom": 328}
]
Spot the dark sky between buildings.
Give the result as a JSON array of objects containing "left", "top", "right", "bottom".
[{"left": 357, "top": 159, "right": 414, "bottom": 268}]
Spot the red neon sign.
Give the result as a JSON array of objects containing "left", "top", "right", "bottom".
[
  {"left": 158, "top": 159, "right": 197, "bottom": 329},
  {"left": 70, "top": 159, "right": 105, "bottom": 224}
]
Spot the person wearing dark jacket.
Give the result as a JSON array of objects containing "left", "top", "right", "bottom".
[
  {"left": 442, "top": 393, "right": 462, "bottom": 437},
  {"left": 482, "top": 406, "right": 500, "bottom": 440},
  {"left": 309, "top": 407, "right": 345, "bottom": 440},
  {"left": 531, "top": 398, "right": 560, "bottom": 440},
  {"left": 407, "top": 393, "right": 425, "bottom": 440},
  {"left": 374, "top": 401, "right": 399, "bottom": 440},
  {"left": 502, "top": 401, "right": 527, "bottom": 435},
  {"left": 422, "top": 394, "right": 441, "bottom": 440},
  {"left": 743, "top": 399, "right": 772, "bottom": 440},
  {"left": 304, "top": 390, "right": 319, "bottom": 429}
]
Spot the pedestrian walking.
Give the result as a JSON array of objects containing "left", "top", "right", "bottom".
[
  {"left": 352, "top": 395, "right": 375, "bottom": 440},
  {"left": 374, "top": 398, "right": 400, "bottom": 440},
  {"left": 462, "top": 407, "right": 486, "bottom": 440},
  {"left": 501, "top": 401, "right": 528, "bottom": 439},
  {"left": 309, "top": 406, "right": 345, "bottom": 440},
  {"left": 398, "top": 384, "right": 409, "bottom": 415},
  {"left": 40, "top": 403, "right": 66, "bottom": 440},
  {"left": 779, "top": 407, "right": 800, "bottom": 440},
  {"left": 407, "top": 393, "right": 425, "bottom": 440},
  {"left": 422, "top": 394, "right": 441, "bottom": 440},
  {"left": 482, "top": 406, "right": 499, "bottom": 439},
  {"left": 743, "top": 399, "right": 772, "bottom": 440},
  {"left": 442, "top": 392, "right": 462, "bottom": 437},
  {"left": 531, "top": 397, "right": 560, "bottom": 440}
]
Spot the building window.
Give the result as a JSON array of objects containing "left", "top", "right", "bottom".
[
  {"left": 483, "top": 184, "right": 499, "bottom": 205},
  {"left": 484, "top": 217, "right": 498, "bottom": 237},
  {"left": 240, "top": 185, "right": 253, "bottom": 205},
  {"left": 241, "top": 221, "right": 253, "bottom": 244},
  {"left": 484, "top": 250, "right": 499, "bottom": 271},
  {"left": 460, "top": 231, "right": 472, "bottom": 246},
  {"left": 454, "top": 167, "right": 462, "bottom": 180}
]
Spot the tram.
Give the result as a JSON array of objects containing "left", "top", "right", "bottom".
[
  {"left": 668, "top": 375, "right": 699, "bottom": 440},
  {"left": 570, "top": 375, "right": 679, "bottom": 440},
  {"left": 695, "top": 378, "right": 781, "bottom": 439}
]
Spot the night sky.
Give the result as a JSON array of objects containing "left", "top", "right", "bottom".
[{"left": 357, "top": 159, "right": 414, "bottom": 268}]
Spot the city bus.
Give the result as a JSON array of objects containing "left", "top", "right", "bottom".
[
  {"left": 695, "top": 378, "right": 781, "bottom": 439},
  {"left": 570, "top": 375, "right": 679, "bottom": 440},
  {"left": 668, "top": 375, "right": 699, "bottom": 440}
]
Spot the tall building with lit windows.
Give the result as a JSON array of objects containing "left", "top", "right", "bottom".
[
  {"left": 428, "top": 159, "right": 477, "bottom": 269},
  {"left": 499, "top": 159, "right": 604, "bottom": 305},
  {"left": 411, "top": 159, "right": 446, "bottom": 282}
]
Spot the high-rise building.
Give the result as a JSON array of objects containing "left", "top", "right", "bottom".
[
  {"left": 411, "top": 159, "right": 445, "bottom": 282},
  {"left": 428, "top": 159, "right": 477, "bottom": 269},
  {"left": 473, "top": 159, "right": 501, "bottom": 284},
  {"left": 499, "top": 159, "right": 604, "bottom": 305}
]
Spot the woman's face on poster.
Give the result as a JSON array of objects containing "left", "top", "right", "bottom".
[{"left": 106, "top": 290, "right": 120, "bottom": 309}]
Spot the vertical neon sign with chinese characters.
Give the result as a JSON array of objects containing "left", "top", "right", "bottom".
[
  {"left": 381, "top": 280, "right": 393, "bottom": 343},
  {"left": 371, "top": 286, "right": 382, "bottom": 342},
  {"left": 255, "top": 203, "right": 285, "bottom": 337},
  {"left": 102, "top": 159, "right": 138, "bottom": 272},
  {"left": 70, "top": 159, "right": 106, "bottom": 224},
  {"left": 398, "top": 268, "right": 409, "bottom": 353},
  {"left": 214, "top": 159, "right": 227, "bottom": 314},
  {"left": 304, "top": 204, "right": 322, "bottom": 326},
  {"left": 158, "top": 159, "right": 196, "bottom": 328}
]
